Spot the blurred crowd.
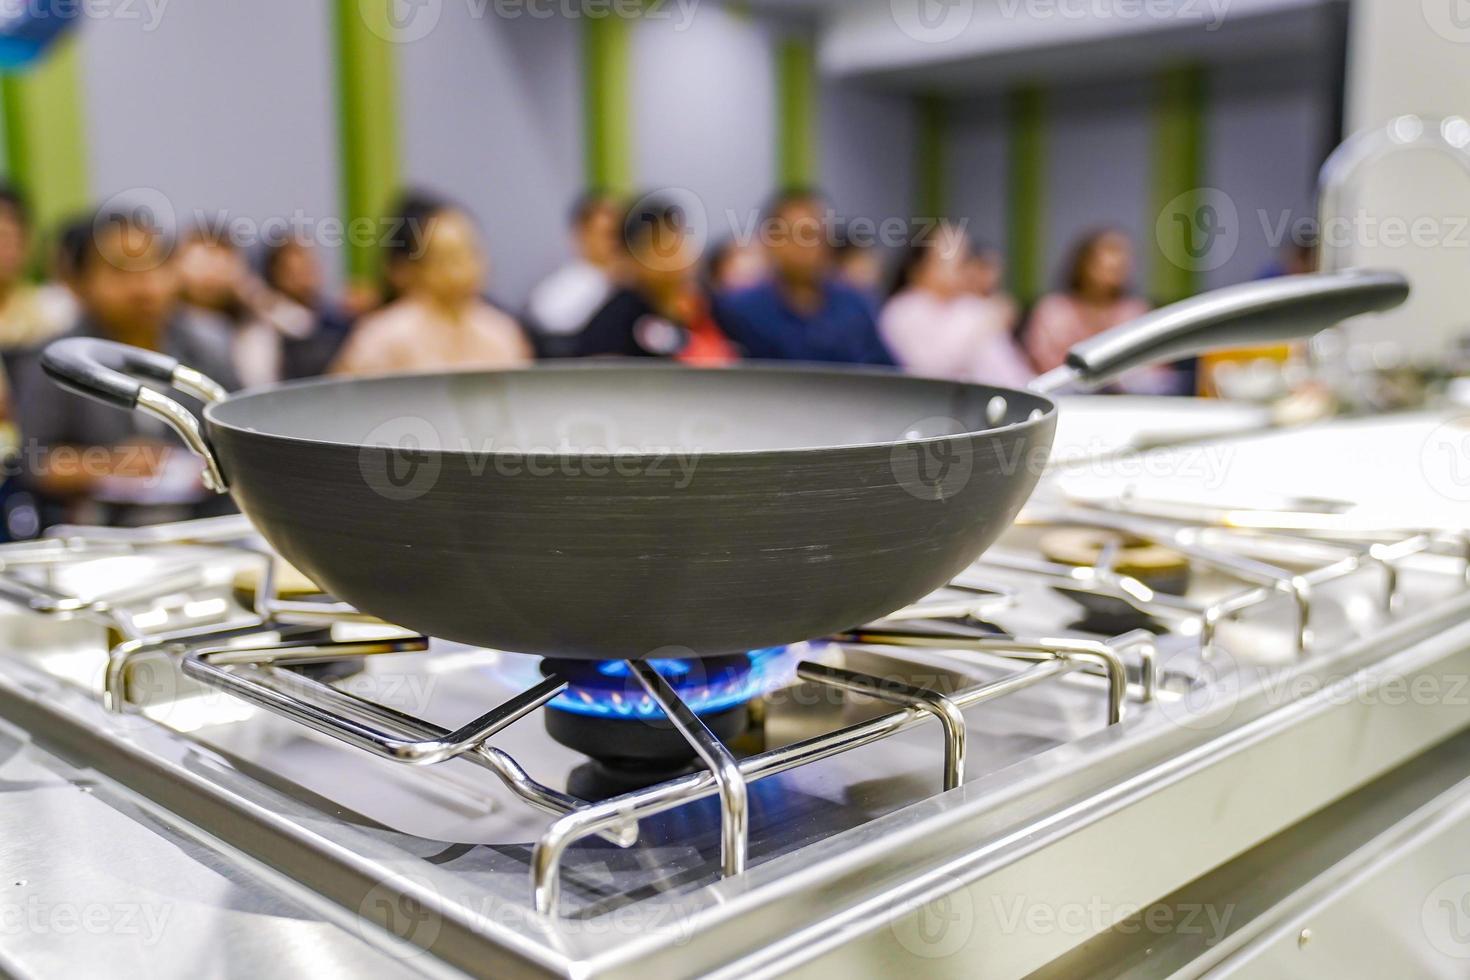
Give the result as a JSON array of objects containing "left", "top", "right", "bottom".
[{"left": 0, "top": 183, "right": 1197, "bottom": 532}]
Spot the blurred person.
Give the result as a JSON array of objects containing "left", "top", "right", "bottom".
[
  {"left": 963, "top": 242, "right": 1019, "bottom": 335},
  {"left": 7, "top": 208, "right": 240, "bottom": 527},
  {"left": 577, "top": 198, "right": 736, "bottom": 364},
  {"left": 1025, "top": 229, "right": 1181, "bottom": 394},
  {"left": 259, "top": 236, "right": 353, "bottom": 377},
  {"left": 0, "top": 186, "right": 70, "bottom": 353},
  {"left": 704, "top": 237, "right": 767, "bottom": 293},
  {"left": 176, "top": 228, "right": 325, "bottom": 386},
  {"left": 524, "top": 190, "right": 623, "bottom": 357},
  {"left": 880, "top": 223, "right": 1033, "bottom": 387},
  {"left": 374, "top": 191, "right": 447, "bottom": 309},
  {"left": 833, "top": 227, "right": 884, "bottom": 299},
  {"left": 331, "top": 198, "right": 532, "bottom": 377},
  {"left": 41, "top": 215, "right": 92, "bottom": 326},
  {"left": 1256, "top": 238, "right": 1317, "bottom": 280},
  {"left": 715, "top": 189, "right": 893, "bottom": 365}
]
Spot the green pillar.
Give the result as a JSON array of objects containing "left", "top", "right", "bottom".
[
  {"left": 775, "top": 37, "right": 816, "bottom": 188},
  {"left": 1150, "top": 64, "right": 1207, "bottom": 305},
  {"left": 333, "top": 0, "right": 401, "bottom": 286},
  {"left": 0, "top": 36, "right": 90, "bottom": 238},
  {"left": 583, "top": 12, "right": 633, "bottom": 195},
  {"left": 915, "top": 95, "right": 947, "bottom": 217},
  {"left": 1006, "top": 86, "right": 1045, "bottom": 304}
]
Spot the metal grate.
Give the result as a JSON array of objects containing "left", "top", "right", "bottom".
[{"left": 0, "top": 506, "right": 1461, "bottom": 916}]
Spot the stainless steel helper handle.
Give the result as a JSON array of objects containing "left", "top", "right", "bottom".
[{"left": 40, "top": 336, "right": 231, "bottom": 492}]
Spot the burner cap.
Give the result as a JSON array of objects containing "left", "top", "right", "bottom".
[
  {"left": 1040, "top": 529, "right": 1189, "bottom": 587},
  {"left": 232, "top": 558, "right": 325, "bottom": 605},
  {"left": 1041, "top": 528, "right": 1190, "bottom": 630}
]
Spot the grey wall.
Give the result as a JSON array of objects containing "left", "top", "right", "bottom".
[
  {"left": 942, "top": 61, "right": 1332, "bottom": 300},
  {"left": 1041, "top": 77, "right": 1154, "bottom": 293},
  {"left": 1204, "top": 54, "right": 1330, "bottom": 289},
  {"left": 632, "top": 5, "right": 776, "bottom": 245},
  {"left": 819, "top": 81, "right": 915, "bottom": 232},
  {"left": 78, "top": 1, "right": 341, "bottom": 280},
  {"left": 945, "top": 94, "right": 1007, "bottom": 252},
  {"left": 397, "top": 6, "right": 583, "bottom": 308}
]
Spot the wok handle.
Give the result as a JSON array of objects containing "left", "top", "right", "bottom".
[
  {"left": 1032, "top": 268, "right": 1411, "bottom": 393},
  {"left": 40, "top": 336, "right": 231, "bottom": 493}
]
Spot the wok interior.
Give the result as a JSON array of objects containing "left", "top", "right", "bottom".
[{"left": 208, "top": 366, "right": 1054, "bottom": 454}]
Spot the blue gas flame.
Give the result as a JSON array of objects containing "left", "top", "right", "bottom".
[{"left": 549, "top": 647, "right": 794, "bottom": 719}]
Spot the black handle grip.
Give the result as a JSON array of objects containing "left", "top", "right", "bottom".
[
  {"left": 41, "top": 337, "right": 181, "bottom": 410},
  {"left": 1063, "top": 269, "right": 1410, "bottom": 388}
]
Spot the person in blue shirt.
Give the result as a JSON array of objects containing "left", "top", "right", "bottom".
[{"left": 714, "top": 189, "right": 895, "bottom": 366}]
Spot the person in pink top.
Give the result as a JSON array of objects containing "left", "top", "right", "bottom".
[
  {"left": 880, "top": 223, "right": 1034, "bottom": 387},
  {"left": 1024, "top": 228, "right": 1180, "bottom": 394},
  {"left": 332, "top": 197, "right": 532, "bottom": 377}
]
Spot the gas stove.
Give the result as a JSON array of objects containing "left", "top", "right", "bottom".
[{"left": 2, "top": 411, "right": 1470, "bottom": 978}]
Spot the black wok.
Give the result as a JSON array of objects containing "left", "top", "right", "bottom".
[{"left": 41, "top": 270, "right": 1408, "bottom": 660}]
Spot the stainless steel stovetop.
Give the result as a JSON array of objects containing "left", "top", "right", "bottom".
[{"left": 3, "top": 411, "right": 1470, "bottom": 979}]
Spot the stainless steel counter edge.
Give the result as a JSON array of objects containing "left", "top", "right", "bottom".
[{"left": 607, "top": 590, "right": 1470, "bottom": 979}]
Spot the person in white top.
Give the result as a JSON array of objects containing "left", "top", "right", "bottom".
[
  {"left": 523, "top": 191, "right": 623, "bottom": 356},
  {"left": 331, "top": 202, "right": 532, "bottom": 377},
  {"left": 880, "top": 223, "right": 1034, "bottom": 388}
]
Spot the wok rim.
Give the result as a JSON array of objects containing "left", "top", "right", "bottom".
[{"left": 202, "top": 360, "right": 1059, "bottom": 460}]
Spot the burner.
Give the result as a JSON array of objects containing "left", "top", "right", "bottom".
[
  {"left": 1040, "top": 528, "right": 1190, "bottom": 631},
  {"left": 541, "top": 650, "right": 789, "bottom": 769}
]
